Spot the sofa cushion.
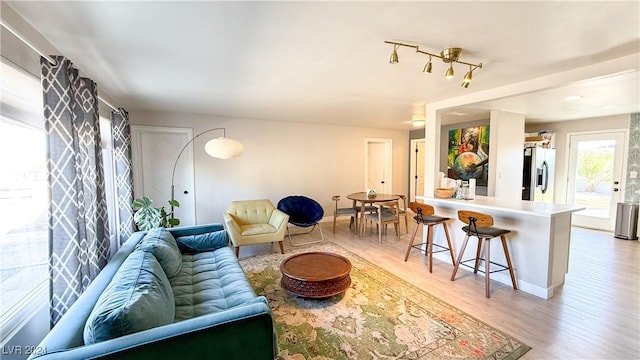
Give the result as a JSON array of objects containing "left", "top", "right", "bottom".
[
  {"left": 137, "top": 227, "right": 182, "bottom": 278},
  {"left": 176, "top": 230, "right": 228, "bottom": 253},
  {"left": 83, "top": 250, "right": 175, "bottom": 344},
  {"left": 171, "top": 246, "right": 257, "bottom": 321}
]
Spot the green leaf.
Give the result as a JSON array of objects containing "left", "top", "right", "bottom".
[
  {"left": 168, "top": 218, "right": 180, "bottom": 227},
  {"left": 132, "top": 196, "right": 153, "bottom": 210},
  {"left": 133, "top": 206, "right": 161, "bottom": 230},
  {"left": 168, "top": 199, "right": 180, "bottom": 207}
]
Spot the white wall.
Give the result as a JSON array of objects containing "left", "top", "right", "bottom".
[
  {"left": 489, "top": 110, "right": 525, "bottom": 198},
  {"left": 130, "top": 110, "right": 410, "bottom": 223}
]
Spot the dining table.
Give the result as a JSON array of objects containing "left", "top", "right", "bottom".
[{"left": 346, "top": 192, "right": 401, "bottom": 237}]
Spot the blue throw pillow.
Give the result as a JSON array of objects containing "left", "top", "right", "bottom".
[
  {"left": 176, "top": 230, "right": 229, "bottom": 253},
  {"left": 137, "top": 228, "right": 182, "bottom": 278},
  {"left": 83, "top": 250, "right": 175, "bottom": 344}
]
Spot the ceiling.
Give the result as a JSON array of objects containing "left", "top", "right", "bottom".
[{"left": 5, "top": 1, "right": 640, "bottom": 130}]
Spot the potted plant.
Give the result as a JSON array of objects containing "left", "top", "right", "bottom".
[{"left": 132, "top": 196, "right": 180, "bottom": 230}]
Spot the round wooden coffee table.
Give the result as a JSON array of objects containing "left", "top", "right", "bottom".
[{"left": 280, "top": 252, "right": 352, "bottom": 298}]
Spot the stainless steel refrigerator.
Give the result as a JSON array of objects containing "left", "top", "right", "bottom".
[{"left": 522, "top": 147, "right": 555, "bottom": 203}]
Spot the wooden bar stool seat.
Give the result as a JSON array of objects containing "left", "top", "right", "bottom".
[
  {"left": 404, "top": 202, "right": 455, "bottom": 273},
  {"left": 450, "top": 210, "right": 518, "bottom": 298}
]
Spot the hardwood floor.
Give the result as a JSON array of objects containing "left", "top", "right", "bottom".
[{"left": 239, "top": 221, "right": 640, "bottom": 359}]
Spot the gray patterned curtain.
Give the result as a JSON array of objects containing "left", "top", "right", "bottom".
[
  {"left": 111, "top": 108, "right": 135, "bottom": 245},
  {"left": 41, "top": 55, "right": 110, "bottom": 327}
]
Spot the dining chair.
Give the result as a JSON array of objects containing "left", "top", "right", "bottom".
[
  {"left": 395, "top": 194, "right": 409, "bottom": 234},
  {"left": 332, "top": 195, "right": 358, "bottom": 234},
  {"left": 364, "top": 200, "right": 400, "bottom": 244}
]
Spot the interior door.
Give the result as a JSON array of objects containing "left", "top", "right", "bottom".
[
  {"left": 131, "top": 126, "right": 196, "bottom": 226},
  {"left": 365, "top": 138, "right": 392, "bottom": 194},
  {"left": 567, "top": 131, "right": 626, "bottom": 231},
  {"left": 410, "top": 139, "right": 425, "bottom": 201}
]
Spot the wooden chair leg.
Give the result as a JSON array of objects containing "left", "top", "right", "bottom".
[
  {"left": 451, "top": 234, "right": 470, "bottom": 281},
  {"left": 404, "top": 223, "right": 421, "bottom": 261},
  {"left": 474, "top": 237, "right": 483, "bottom": 273},
  {"left": 333, "top": 215, "right": 337, "bottom": 234},
  {"left": 442, "top": 222, "right": 456, "bottom": 264},
  {"left": 427, "top": 224, "right": 434, "bottom": 273},
  {"left": 235, "top": 246, "right": 240, "bottom": 257},
  {"left": 278, "top": 241, "right": 284, "bottom": 254},
  {"left": 485, "top": 238, "right": 491, "bottom": 298},
  {"left": 501, "top": 235, "right": 518, "bottom": 290}
]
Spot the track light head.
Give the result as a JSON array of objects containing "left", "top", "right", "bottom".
[
  {"left": 463, "top": 69, "right": 472, "bottom": 83},
  {"left": 423, "top": 60, "right": 432, "bottom": 73},
  {"left": 445, "top": 63, "right": 454, "bottom": 79},
  {"left": 461, "top": 81, "right": 470, "bottom": 88},
  {"left": 389, "top": 45, "right": 399, "bottom": 64}
]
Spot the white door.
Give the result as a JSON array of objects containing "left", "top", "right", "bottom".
[
  {"left": 410, "top": 139, "right": 425, "bottom": 201},
  {"left": 365, "top": 138, "right": 392, "bottom": 194},
  {"left": 567, "top": 131, "right": 627, "bottom": 231},
  {"left": 131, "top": 126, "right": 196, "bottom": 226}
]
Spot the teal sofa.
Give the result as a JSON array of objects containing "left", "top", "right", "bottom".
[{"left": 28, "top": 224, "right": 277, "bottom": 360}]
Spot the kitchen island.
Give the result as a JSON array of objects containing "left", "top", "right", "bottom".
[{"left": 416, "top": 195, "right": 585, "bottom": 299}]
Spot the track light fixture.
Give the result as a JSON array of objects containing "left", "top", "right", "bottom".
[{"left": 385, "top": 40, "right": 482, "bottom": 88}]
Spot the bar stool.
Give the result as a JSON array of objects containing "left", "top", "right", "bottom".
[
  {"left": 404, "top": 202, "right": 455, "bottom": 273},
  {"left": 450, "top": 210, "right": 518, "bottom": 298}
]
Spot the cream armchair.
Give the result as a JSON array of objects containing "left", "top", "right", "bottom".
[{"left": 223, "top": 199, "right": 289, "bottom": 257}]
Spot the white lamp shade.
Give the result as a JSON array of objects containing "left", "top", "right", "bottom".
[{"left": 204, "top": 137, "right": 244, "bottom": 159}]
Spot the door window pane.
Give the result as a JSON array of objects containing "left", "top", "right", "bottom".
[{"left": 573, "top": 140, "right": 615, "bottom": 218}]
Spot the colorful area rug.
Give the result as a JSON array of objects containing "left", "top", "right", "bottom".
[{"left": 239, "top": 242, "right": 531, "bottom": 360}]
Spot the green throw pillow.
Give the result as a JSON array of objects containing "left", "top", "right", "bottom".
[
  {"left": 136, "top": 227, "right": 182, "bottom": 278},
  {"left": 83, "top": 250, "right": 175, "bottom": 344},
  {"left": 176, "top": 230, "right": 229, "bottom": 253}
]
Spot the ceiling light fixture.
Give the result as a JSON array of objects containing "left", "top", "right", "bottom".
[
  {"left": 412, "top": 118, "right": 426, "bottom": 127},
  {"left": 385, "top": 41, "right": 482, "bottom": 87},
  {"left": 564, "top": 95, "right": 582, "bottom": 101}
]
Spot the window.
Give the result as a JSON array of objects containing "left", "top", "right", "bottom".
[
  {"left": 0, "top": 58, "right": 48, "bottom": 342},
  {"left": 100, "top": 117, "right": 119, "bottom": 256},
  {"left": 1, "top": 58, "right": 119, "bottom": 343}
]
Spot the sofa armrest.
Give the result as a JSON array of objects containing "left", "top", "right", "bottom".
[
  {"left": 269, "top": 208, "right": 289, "bottom": 231},
  {"left": 29, "top": 298, "right": 277, "bottom": 360}
]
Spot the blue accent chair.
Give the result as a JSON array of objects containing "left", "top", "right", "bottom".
[{"left": 277, "top": 195, "right": 324, "bottom": 246}]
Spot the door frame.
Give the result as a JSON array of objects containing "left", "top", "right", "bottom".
[
  {"left": 364, "top": 138, "right": 393, "bottom": 194},
  {"left": 410, "top": 138, "right": 425, "bottom": 202},
  {"left": 131, "top": 125, "right": 196, "bottom": 225},
  {"left": 564, "top": 129, "right": 628, "bottom": 231}
]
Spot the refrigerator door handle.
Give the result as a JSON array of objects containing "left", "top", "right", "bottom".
[{"left": 540, "top": 161, "right": 549, "bottom": 194}]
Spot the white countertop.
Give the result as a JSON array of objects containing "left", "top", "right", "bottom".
[{"left": 416, "top": 195, "right": 585, "bottom": 217}]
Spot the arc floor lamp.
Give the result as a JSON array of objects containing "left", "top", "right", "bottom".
[{"left": 170, "top": 127, "right": 244, "bottom": 218}]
